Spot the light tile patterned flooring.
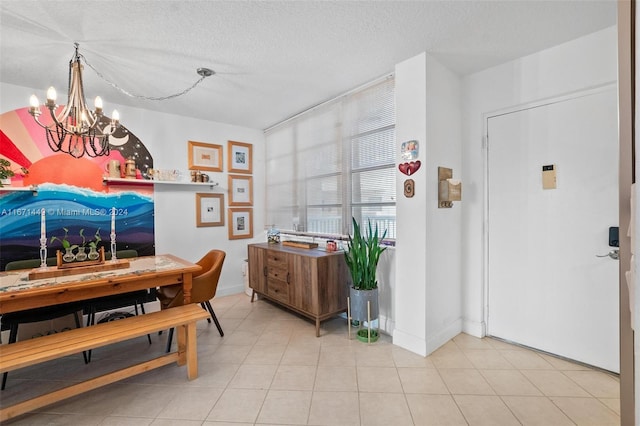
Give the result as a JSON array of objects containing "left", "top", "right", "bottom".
[{"left": 1, "top": 293, "right": 620, "bottom": 425}]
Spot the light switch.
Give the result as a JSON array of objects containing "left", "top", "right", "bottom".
[{"left": 542, "top": 164, "right": 556, "bottom": 190}]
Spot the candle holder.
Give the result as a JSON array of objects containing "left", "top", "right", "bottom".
[
  {"left": 39, "top": 237, "right": 48, "bottom": 269},
  {"left": 110, "top": 232, "right": 117, "bottom": 261}
]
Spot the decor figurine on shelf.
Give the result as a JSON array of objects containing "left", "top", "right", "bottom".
[
  {"left": 344, "top": 217, "right": 387, "bottom": 343},
  {"left": 267, "top": 226, "right": 280, "bottom": 244}
]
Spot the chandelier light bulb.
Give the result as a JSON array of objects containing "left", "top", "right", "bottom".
[
  {"left": 112, "top": 110, "right": 120, "bottom": 122},
  {"left": 94, "top": 96, "right": 103, "bottom": 113},
  {"left": 30, "top": 94, "right": 39, "bottom": 107},
  {"left": 46, "top": 86, "right": 57, "bottom": 104},
  {"left": 29, "top": 95, "right": 40, "bottom": 114}
]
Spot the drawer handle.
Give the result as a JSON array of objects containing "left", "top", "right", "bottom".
[
  {"left": 287, "top": 272, "right": 290, "bottom": 284},
  {"left": 263, "top": 266, "right": 267, "bottom": 277}
]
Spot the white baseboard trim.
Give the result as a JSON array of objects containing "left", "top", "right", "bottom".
[
  {"left": 217, "top": 285, "right": 246, "bottom": 297},
  {"left": 377, "top": 314, "right": 395, "bottom": 336},
  {"left": 393, "top": 328, "right": 427, "bottom": 356},
  {"left": 426, "top": 318, "right": 463, "bottom": 354},
  {"left": 462, "top": 319, "right": 485, "bottom": 338}
]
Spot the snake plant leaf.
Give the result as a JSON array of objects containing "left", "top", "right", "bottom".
[{"left": 344, "top": 217, "right": 387, "bottom": 290}]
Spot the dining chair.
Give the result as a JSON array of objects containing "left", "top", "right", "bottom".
[
  {"left": 1, "top": 260, "right": 87, "bottom": 390},
  {"left": 156, "top": 249, "right": 226, "bottom": 352}
]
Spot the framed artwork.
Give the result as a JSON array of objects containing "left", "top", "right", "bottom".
[
  {"left": 227, "top": 140, "right": 252, "bottom": 174},
  {"left": 188, "top": 141, "right": 223, "bottom": 172},
  {"left": 228, "top": 174, "right": 253, "bottom": 206},
  {"left": 228, "top": 208, "right": 253, "bottom": 239},
  {"left": 196, "top": 193, "right": 224, "bottom": 227}
]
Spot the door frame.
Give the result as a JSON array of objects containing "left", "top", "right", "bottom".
[{"left": 481, "top": 83, "right": 619, "bottom": 337}]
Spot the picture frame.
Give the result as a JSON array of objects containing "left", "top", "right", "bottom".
[
  {"left": 228, "top": 174, "right": 253, "bottom": 206},
  {"left": 228, "top": 208, "right": 253, "bottom": 239},
  {"left": 227, "top": 140, "right": 253, "bottom": 174},
  {"left": 188, "top": 141, "right": 223, "bottom": 172},
  {"left": 196, "top": 193, "right": 224, "bottom": 227}
]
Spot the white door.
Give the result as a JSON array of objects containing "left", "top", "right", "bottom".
[{"left": 487, "top": 88, "right": 619, "bottom": 373}]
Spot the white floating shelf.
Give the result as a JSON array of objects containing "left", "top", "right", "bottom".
[
  {"left": 103, "top": 177, "right": 219, "bottom": 188},
  {"left": 0, "top": 185, "right": 38, "bottom": 193}
]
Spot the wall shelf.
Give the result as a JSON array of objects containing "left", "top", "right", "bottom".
[
  {"left": 0, "top": 185, "right": 38, "bottom": 195},
  {"left": 103, "top": 177, "right": 219, "bottom": 189}
]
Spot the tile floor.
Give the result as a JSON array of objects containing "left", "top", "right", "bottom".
[{"left": 1, "top": 293, "right": 620, "bottom": 425}]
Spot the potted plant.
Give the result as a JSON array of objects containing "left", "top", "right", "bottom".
[
  {"left": 0, "top": 159, "right": 28, "bottom": 187},
  {"left": 87, "top": 228, "right": 102, "bottom": 260},
  {"left": 50, "top": 227, "right": 78, "bottom": 262},
  {"left": 76, "top": 229, "right": 88, "bottom": 261},
  {"left": 344, "top": 217, "right": 387, "bottom": 342}
]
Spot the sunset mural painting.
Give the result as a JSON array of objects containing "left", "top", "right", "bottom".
[{"left": 0, "top": 107, "right": 155, "bottom": 270}]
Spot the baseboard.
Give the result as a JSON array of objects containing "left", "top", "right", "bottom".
[
  {"left": 462, "top": 319, "right": 485, "bottom": 338},
  {"left": 393, "top": 328, "right": 428, "bottom": 356},
  {"left": 378, "top": 314, "right": 395, "bottom": 336},
  {"left": 358, "top": 314, "right": 395, "bottom": 336},
  {"left": 217, "top": 284, "right": 246, "bottom": 297},
  {"left": 425, "top": 318, "right": 463, "bottom": 354}
]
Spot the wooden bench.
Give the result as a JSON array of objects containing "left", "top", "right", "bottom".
[{"left": 0, "top": 304, "right": 210, "bottom": 422}]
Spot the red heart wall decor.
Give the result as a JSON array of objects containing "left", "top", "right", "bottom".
[{"left": 398, "top": 160, "right": 421, "bottom": 176}]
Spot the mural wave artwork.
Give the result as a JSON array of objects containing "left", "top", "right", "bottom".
[{"left": 0, "top": 183, "right": 155, "bottom": 269}]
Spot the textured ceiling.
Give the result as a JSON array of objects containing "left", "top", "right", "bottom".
[{"left": 0, "top": 1, "right": 617, "bottom": 130}]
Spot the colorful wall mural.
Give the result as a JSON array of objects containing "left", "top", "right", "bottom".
[{"left": 0, "top": 107, "right": 155, "bottom": 271}]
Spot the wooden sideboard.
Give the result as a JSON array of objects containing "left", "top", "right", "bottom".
[{"left": 247, "top": 242, "right": 349, "bottom": 336}]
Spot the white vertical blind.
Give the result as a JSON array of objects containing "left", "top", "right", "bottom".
[{"left": 265, "top": 76, "right": 396, "bottom": 238}]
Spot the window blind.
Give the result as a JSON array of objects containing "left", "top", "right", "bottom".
[{"left": 265, "top": 76, "right": 396, "bottom": 238}]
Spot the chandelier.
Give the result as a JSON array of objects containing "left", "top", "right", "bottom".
[{"left": 28, "top": 43, "right": 119, "bottom": 158}]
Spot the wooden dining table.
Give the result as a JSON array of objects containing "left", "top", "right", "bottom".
[
  {"left": 0, "top": 254, "right": 206, "bottom": 422},
  {"left": 0, "top": 254, "right": 201, "bottom": 314}
]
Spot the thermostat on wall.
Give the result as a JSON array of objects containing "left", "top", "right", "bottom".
[{"left": 542, "top": 164, "right": 556, "bottom": 190}]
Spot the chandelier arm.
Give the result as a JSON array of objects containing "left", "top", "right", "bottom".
[
  {"left": 80, "top": 54, "right": 209, "bottom": 101},
  {"left": 30, "top": 111, "right": 57, "bottom": 131}
]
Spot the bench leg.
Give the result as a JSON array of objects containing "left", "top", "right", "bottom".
[
  {"left": 185, "top": 322, "right": 198, "bottom": 380},
  {"left": 176, "top": 324, "right": 186, "bottom": 366},
  {"left": 174, "top": 323, "right": 198, "bottom": 379}
]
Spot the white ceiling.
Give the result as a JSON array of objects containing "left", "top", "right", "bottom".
[{"left": 0, "top": 1, "right": 617, "bottom": 130}]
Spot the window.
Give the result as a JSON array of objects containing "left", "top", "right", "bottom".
[{"left": 265, "top": 76, "right": 396, "bottom": 238}]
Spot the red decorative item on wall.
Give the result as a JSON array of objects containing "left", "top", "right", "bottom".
[{"left": 398, "top": 160, "right": 421, "bottom": 176}]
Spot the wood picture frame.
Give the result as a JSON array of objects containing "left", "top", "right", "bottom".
[
  {"left": 188, "top": 141, "right": 223, "bottom": 172},
  {"left": 228, "top": 208, "right": 253, "bottom": 239},
  {"left": 196, "top": 193, "right": 224, "bottom": 227},
  {"left": 227, "top": 140, "right": 252, "bottom": 174},
  {"left": 228, "top": 174, "right": 253, "bottom": 206}
]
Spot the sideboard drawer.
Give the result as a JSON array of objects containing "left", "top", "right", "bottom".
[{"left": 267, "top": 277, "right": 289, "bottom": 303}]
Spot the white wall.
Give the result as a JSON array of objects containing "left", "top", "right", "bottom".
[
  {"left": 394, "top": 52, "right": 463, "bottom": 356},
  {"left": 461, "top": 26, "right": 618, "bottom": 337},
  {"left": 0, "top": 82, "right": 266, "bottom": 296}
]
